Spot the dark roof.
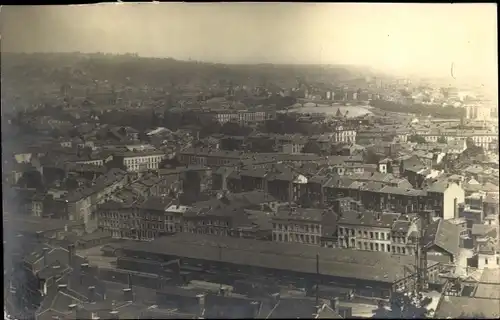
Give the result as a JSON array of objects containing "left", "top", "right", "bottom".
[
  {"left": 424, "top": 219, "right": 460, "bottom": 257},
  {"left": 265, "top": 297, "right": 317, "bottom": 319},
  {"left": 140, "top": 196, "right": 174, "bottom": 211},
  {"left": 379, "top": 186, "right": 427, "bottom": 197},
  {"left": 435, "top": 296, "right": 500, "bottom": 319},
  {"left": 391, "top": 220, "right": 412, "bottom": 234},
  {"left": 3, "top": 214, "right": 84, "bottom": 235},
  {"left": 120, "top": 233, "right": 434, "bottom": 284},
  {"left": 275, "top": 208, "right": 325, "bottom": 222},
  {"left": 62, "top": 168, "right": 127, "bottom": 202},
  {"left": 471, "top": 224, "right": 496, "bottom": 237},
  {"left": 338, "top": 211, "right": 399, "bottom": 228},
  {"left": 204, "top": 294, "right": 262, "bottom": 319}
]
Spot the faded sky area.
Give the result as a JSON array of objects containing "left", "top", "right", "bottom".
[{"left": 1, "top": 3, "right": 497, "bottom": 86}]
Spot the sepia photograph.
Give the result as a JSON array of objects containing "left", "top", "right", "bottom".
[{"left": 1, "top": 3, "right": 498, "bottom": 320}]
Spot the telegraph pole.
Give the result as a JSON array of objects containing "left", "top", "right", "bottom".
[{"left": 316, "top": 253, "right": 320, "bottom": 306}]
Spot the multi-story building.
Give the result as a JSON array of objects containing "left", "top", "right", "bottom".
[
  {"left": 97, "top": 196, "right": 175, "bottom": 240},
  {"left": 390, "top": 218, "right": 419, "bottom": 255},
  {"left": 181, "top": 191, "right": 277, "bottom": 238},
  {"left": 113, "top": 147, "right": 166, "bottom": 172},
  {"left": 425, "top": 181, "right": 465, "bottom": 220},
  {"left": 323, "top": 172, "right": 427, "bottom": 214},
  {"left": 332, "top": 126, "right": 357, "bottom": 144},
  {"left": 418, "top": 129, "right": 497, "bottom": 150},
  {"left": 60, "top": 168, "right": 128, "bottom": 232},
  {"left": 211, "top": 110, "right": 268, "bottom": 125},
  {"left": 272, "top": 207, "right": 326, "bottom": 245},
  {"left": 337, "top": 211, "right": 401, "bottom": 253},
  {"left": 178, "top": 149, "right": 249, "bottom": 167},
  {"left": 275, "top": 134, "right": 308, "bottom": 154},
  {"left": 423, "top": 218, "right": 461, "bottom": 264}
]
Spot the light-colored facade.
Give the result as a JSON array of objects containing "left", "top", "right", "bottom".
[
  {"left": 427, "top": 182, "right": 465, "bottom": 220},
  {"left": 419, "top": 130, "right": 497, "bottom": 150},
  {"left": 215, "top": 111, "right": 267, "bottom": 125},
  {"left": 337, "top": 214, "right": 393, "bottom": 253},
  {"left": 121, "top": 153, "right": 166, "bottom": 172},
  {"left": 97, "top": 198, "right": 178, "bottom": 240},
  {"left": 272, "top": 208, "right": 323, "bottom": 246},
  {"left": 332, "top": 126, "right": 357, "bottom": 144}
]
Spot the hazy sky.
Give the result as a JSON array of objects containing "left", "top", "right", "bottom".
[{"left": 1, "top": 3, "right": 497, "bottom": 85}]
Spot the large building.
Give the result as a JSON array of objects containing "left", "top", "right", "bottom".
[
  {"left": 97, "top": 196, "right": 175, "bottom": 240},
  {"left": 272, "top": 207, "right": 327, "bottom": 245},
  {"left": 59, "top": 168, "right": 128, "bottom": 232},
  {"left": 337, "top": 211, "right": 419, "bottom": 255},
  {"left": 115, "top": 233, "right": 442, "bottom": 299},
  {"left": 331, "top": 126, "right": 357, "bottom": 144},
  {"left": 112, "top": 146, "right": 166, "bottom": 172},
  {"left": 418, "top": 129, "right": 497, "bottom": 150},
  {"left": 425, "top": 181, "right": 465, "bottom": 220}
]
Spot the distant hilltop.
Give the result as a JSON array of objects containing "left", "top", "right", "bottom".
[{"left": 2, "top": 52, "right": 384, "bottom": 100}]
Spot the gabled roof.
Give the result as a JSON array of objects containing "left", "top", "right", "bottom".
[{"left": 423, "top": 219, "right": 460, "bottom": 257}]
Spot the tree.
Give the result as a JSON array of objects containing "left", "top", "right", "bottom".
[
  {"left": 408, "top": 135, "right": 427, "bottom": 144},
  {"left": 465, "top": 138, "right": 485, "bottom": 156},
  {"left": 364, "top": 149, "right": 381, "bottom": 164},
  {"left": 302, "top": 141, "right": 322, "bottom": 155},
  {"left": 220, "top": 122, "right": 252, "bottom": 136},
  {"left": 437, "top": 136, "right": 447, "bottom": 144}
]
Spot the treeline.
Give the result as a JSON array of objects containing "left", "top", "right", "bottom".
[{"left": 370, "top": 99, "right": 466, "bottom": 119}]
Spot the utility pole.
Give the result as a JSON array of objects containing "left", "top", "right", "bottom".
[
  {"left": 316, "top": 253, "right": 320, "bottom": 306},
  {"left": 416, "top": 211, "right": 430, "bottom": 295}
]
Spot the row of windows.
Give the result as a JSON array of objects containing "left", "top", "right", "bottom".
[
  {"left": 126, "top": 163, "right": 160, "bottom": 171},
  {"left": 339, "top": 227, "right": 391, "bottom": 241},
  {"left": 273, "top": 223, "right": 320, "bottom": 234},
  {"left": 273, "top": 232, "right": 319, "bottom": 244},
  {"left": 341, "top": 238, "right": 410, "bottom": 255},
  {"left": 75, "top": 160, "right": 104, "bottom": 166},
  {"left": 483, "top": 257, "right": 500, "bottom": 265},
  {"left": 124, "top": 156, "right": 163, "bottom": 165},
  {"left": 185, "top": 220, "right": 230, "bottom": 227}
]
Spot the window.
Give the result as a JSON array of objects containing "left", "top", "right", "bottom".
[
  {"left": 485, "top": 258, "right": 488, "bottom": 265},
  {"left": 370, "top": 243, "right": 374, "bottom": 250},
  {"left": 497, "top": 257, "right": 499, "bottom": 265},
  {"left": 370, "top": 232, "right": 374, "bottom": 239},
  {"left": 375, "top": 232, "right": 379, "bottom": 240},
  {"left": 402, "top": 248, "right": 406, "bottom": 254},
  {"left": 375, "top": 243, "right": 379, "bottom": 251}
]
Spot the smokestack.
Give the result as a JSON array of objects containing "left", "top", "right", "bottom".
[
  {"left": 88, "top": 286, "right": 95, "bottom": 303},
  {"left": 330, "top": 297, "right": 339, "bottom": 311},
  {"left": 109, "top": 310, "right": 119, "bottom": 320},
  {"left": 127, "top": 273, "right": 132, "bottom": 289},
  {"left": 270, "top": 293, "right": 280, "bottom": 306},
  {"left": 58, "top": 284, "right": 67, "bottom": 291},
  {"left": 122, "top": 288, "right": 133, "bottom": 302},
  {"left": 68, "top": 303, "right": 77, "bottom": 319},
  {"left": 219, "top": 286, "right": 227, "bottom": 297},
  {"left": 67, "top": 244, "right": 75, "bottom": 267},
  {"left": 250, "top": 301, "right": 260, "bottom": 318},
  {"left": 42, "top": 247, "right": 50, "bottom": 267},
  {"left": 316, "top": 253, "right": 320, "bottom": 306},
  {"left": 196, "top": 294, "right": 205, "bottom": 316}
]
